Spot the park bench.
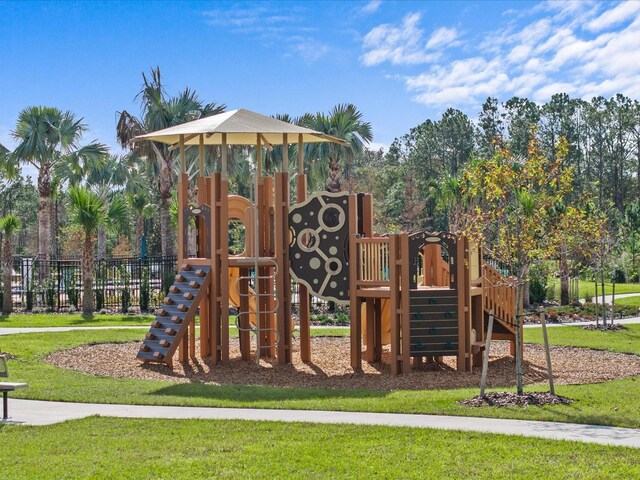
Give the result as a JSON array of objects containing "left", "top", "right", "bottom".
[{"left": 0, "top": 354, "right": 28, "bottom": 421}]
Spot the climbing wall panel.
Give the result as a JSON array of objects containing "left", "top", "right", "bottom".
[{"left": 409, "top": 290, "right": 459, "bottom": 356}]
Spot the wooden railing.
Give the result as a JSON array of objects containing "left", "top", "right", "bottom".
[
  {"left": 483, "top": 264, "right": 519, "bottom": 327},
  {"left": 356, "top": 237, "right": 391, "bottom": 287},
  {"left": 419, "top": 250, "right": 450, "bottom": 287}
]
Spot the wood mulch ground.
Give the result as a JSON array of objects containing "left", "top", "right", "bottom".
[{"left": 46, "top": 337, "right": 640, "bottom": 391}]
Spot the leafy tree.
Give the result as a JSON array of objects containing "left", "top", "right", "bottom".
[
  {"left": 438, "top": 108, "right": 474, "bottom": 176},
  {"left": 117, "top": 67, "right": 226, "bottom": 256},
  {"left": 0, "top": 214, "right": 21, "bottom": 313},
  {"left": 503, "top": 97, "right": 540, "bottom": 158},
  {"left": 68, "top": 185, "right": 127, "bottom": 313},
  {"left": 301, "top": 104, "right": 372, "bottom": 192},
  {"left": 461, "top": 133, "right": 597, "bottom": 394},
  {"left": 476, "top": 97, "right": 504, "bottom": 157},
  {"left": 11, "top": 106, "right": 107, "bottom": 268}
]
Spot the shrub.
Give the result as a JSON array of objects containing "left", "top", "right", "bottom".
[
  {"left": 140, "top": 267, "right": 150, "bottom": 312},
  {"left": 529, "top": 263, "right": 549, "bottom": 304},
  {"left": 119, "top": 264, "right": 131, "bottom": 313},
  {"left": 334, "top": 311, "right": 350, "bottom": 325},
  {"left": 584, "top": 290, "right": 593, "bottom": 303},
  {"left": 95, "top": 289, "right": 104, "bottom": 311},
  {"left": 66, "top": 287, "right": 79, "bottom": 309},
  {"left": 612, "top": 268, "right": 626, "bottom": 284}
]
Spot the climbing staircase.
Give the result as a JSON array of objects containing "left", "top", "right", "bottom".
[{"left": 137, "top": 264, "right": 211, "bottom": 366}]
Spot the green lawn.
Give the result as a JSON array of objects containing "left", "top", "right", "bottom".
[
  {"left": 612, "top": 295, "right": 640, "bottom": 308},
  {"left": 3, "top": 326, "right": 640, "bottom": 428},
  {"left": 0, "top": 417, "right": 637, "bottom": 479},
  {"left": 525, "top": 323, "right": 640, "bottom": 355},
  {"left": 549, "top": 279, "right": 640, "bottom": 299},
  {"left": 0, "top": 313, "right": 153, "bottom": 328}
]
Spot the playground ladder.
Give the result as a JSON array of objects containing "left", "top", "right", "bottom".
[
  {"left": 137, "top": 264, "right": 211, "bottom": 367},
  {"left": 234, "top": 258, "right": 280, "bottom": 364},
  {"left": 234, "top": 200, "right": 280, "bottom": 364}
]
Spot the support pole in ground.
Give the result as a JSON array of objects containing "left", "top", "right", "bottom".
[
  {"left": 480, "top": 310, "right": 494, "bottom": 397},
  {"left": 514, "top": 283, "right": 524, "bottom": 395},
  {"left": 540, "top": 309, "right": 555, "bottom": 395}
]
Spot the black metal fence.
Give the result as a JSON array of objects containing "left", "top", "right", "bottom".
[
  {"left": 3, "top": 255, "right": 344, "bottom": 316},
  {"left": 7, "top": 256, "right": 177, "bottom": 312}
]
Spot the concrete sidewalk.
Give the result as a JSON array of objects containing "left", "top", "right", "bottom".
[
  {"left": 6, "top": 399, "right": 640, "bottom": 448},
  {"left": 0, "top": 326, "right": 149, "bottom": 336}
]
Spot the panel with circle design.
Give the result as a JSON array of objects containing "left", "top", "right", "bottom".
[{"left": 289, "top": 192, "right": 350, "bottom": 304}]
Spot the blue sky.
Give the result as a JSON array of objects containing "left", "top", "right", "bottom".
[{"left": 1, "top": 0, "right": 639, "bottom": 165}]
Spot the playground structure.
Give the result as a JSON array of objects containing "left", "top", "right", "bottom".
[{"left": 136, "top": 109, "right": 521, "bottom": 374}]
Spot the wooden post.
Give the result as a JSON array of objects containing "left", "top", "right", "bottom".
[
  {"left": 365, "top": 298, "right": 375, "bottom": 362},
  {"left": 199, "top": 175, "right": 211, "bottom": 358},
  {"left": 456, "top": 235, "right": 466, "bottom": 371},
  {"left": 275, "top": 172, "right": 292, "bottom": 363},
  {"left": 239, "top": 267, "right": 251, "bottom": 361},
  {"left": 297, "top": 134, "right": 311, "bottom": 362},
  {"left": 400, "top": 233, "right": 411, "bottom": 373},
  {"left": 220, "top": 177, "right": 229, "bottom": 363},
  {"left": 179, "top": 135, "right": 185, "bottom": 173},
  {"left": 282, "top": 133, "right": 288, "bottom": 173},
  {"left": 210, "top": 173, "right": 221, "bottom": 364},
  {"left": 464, "top": 237, "right": 472, "bottom": 371},
  {"left": 221, "top": 133, "right": 228, "bottom": 180},
  {"left": 374, "top": 298, "right": 382, "bottom": 362},
  {"left": 540, "top": 309, "right": 555, "bottom": 395},
  {"left": 349, "top": 194, "right": 361, "bottom": 371},
  {"left": 199, "top": 135, "right": 205, "bottom": 177},
  {"left": 480, "top": 309, "right": 494, "bottom": 397},
  {"left": 389, "top": 234, "right": 401, "bottom": 374}
]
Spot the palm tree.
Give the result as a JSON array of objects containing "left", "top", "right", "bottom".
[
  {"left": 302, "top": 104, "right": 373, "bottom": 192},
  {"left": 68, "top": 186, "right": 127, "bottom": 314},
  {"left": 1, "top": 214, "right": 20, "bottom": 313},
  {"left": 11, "top": 107, "right": 108, "bottom": 269},
  {"left": 116, "top": 67, "right": 226, "bottom": 257}
]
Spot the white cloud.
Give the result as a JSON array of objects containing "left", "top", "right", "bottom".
[
  {"left": 361, "top": 12, "right": 459, "bottom": 66},
  {"left": 586, "top": 0, "right": 640, "bottom": 32},
  {"left": 289, "top": 37, "right": 330, "bottom": 63},
  {"left": 361, "top": 0, "right": 382, "bottom": 14},
  {"left": 425, "top": 27, "right": 460, "bottom": 49},
  {"left": 202, "top": 5, "right": 328, "bottom": 63},
  {"left": 363, "top": 1, "right": 640, "bottom": 111}
]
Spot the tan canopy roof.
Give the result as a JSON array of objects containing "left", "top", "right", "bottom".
[{"left": 133, "top": 108, "right": 347, "bottom": 147}]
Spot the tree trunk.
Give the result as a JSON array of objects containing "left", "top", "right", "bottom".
[
  {"left": 97, "top": 226, "right": 107, "bottom": 260},
  {"left": 159, "top": 195, "right": 174, "bottom": 258},
  {"left": 523, "top": 280, "right": 530, "bottom": 308},
  {"left": 559, "top": 252, "right": 569, "bottom": 305},
  {"left": 37, "top": 167, "right": 52, "bottom": 278},
  {"left": 158, "top": 161, "right": 175, "bottom": 257},
  {"left": 82, "top": 233, "right": 95, "bottom": 314},
  {"left": 2, "top": 238, "right": 12, "bottom": 313},
  {"left": 601, "top": 273, "right": 606, "bottom": 327},
  {"left": 326, "top": 154, "right": 342, "bottom": 193},
  {"left": 135, "top": 215, "right": 144, "bottom": 256},
  {"left": 612, "top": 282, "right": 616, "bottom": 324}
]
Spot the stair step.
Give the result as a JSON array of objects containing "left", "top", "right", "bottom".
[{"left": 137, "top": 265, "right": 211, "bottom": 366}]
